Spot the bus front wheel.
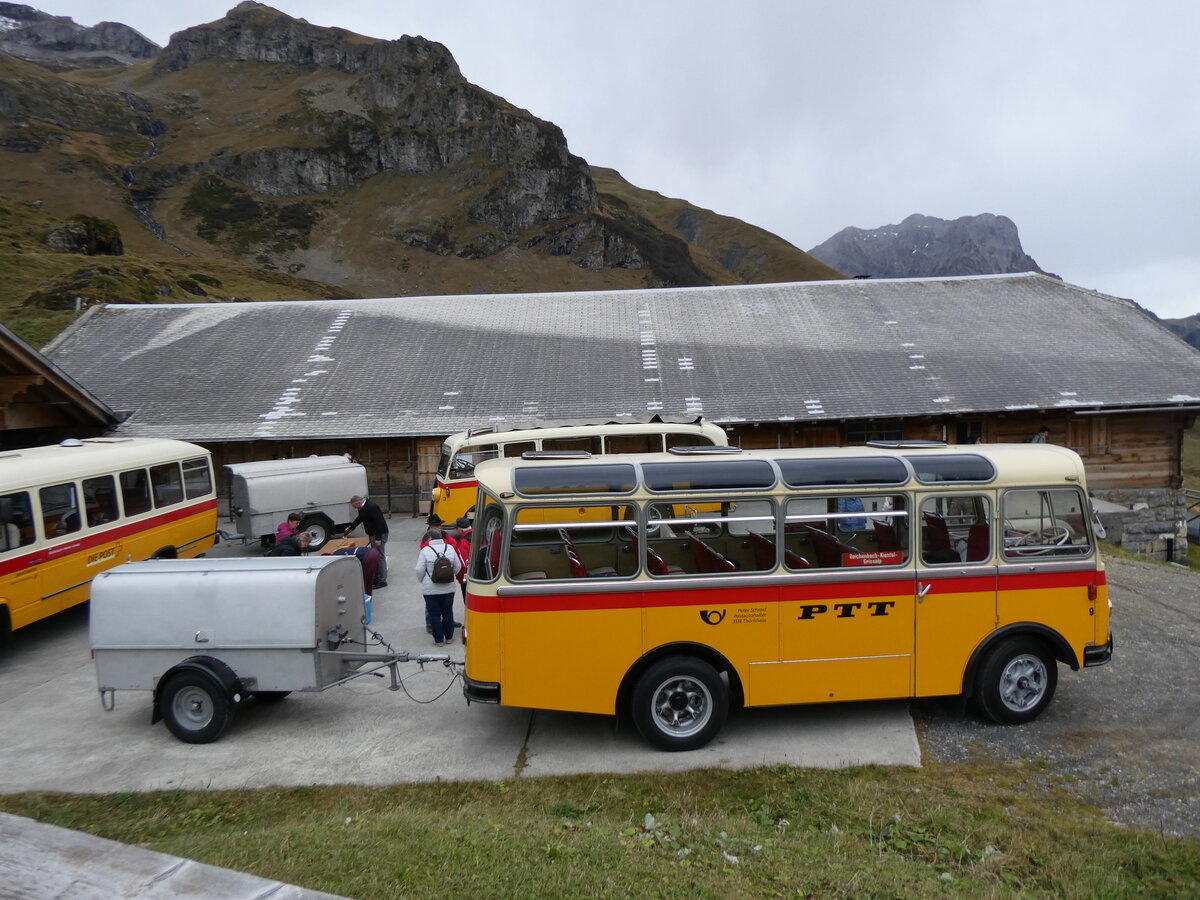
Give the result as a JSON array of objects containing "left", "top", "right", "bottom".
[
  {"left": 631, "top": 656, "right": 728, "bottom": 751},
  {"left": 974, "top": 637, "right": 1058, "bottom": 724},
  {"left": 159, "top": 670, "right": 233, "bottom": 743}
]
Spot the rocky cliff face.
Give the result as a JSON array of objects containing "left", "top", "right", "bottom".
[
  {"left": 808, "top": 213, "right": 1052, "bottom": 280},
  {"left": 0, "top": 2, "right": 838, "bottom": 337},
  {"left": 0, "top": 2, "right": 159, "bottom": 70}
]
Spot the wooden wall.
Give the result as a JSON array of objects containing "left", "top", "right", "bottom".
[{"left": 202, "top": 409, "right": 1193, "bottom": 519}]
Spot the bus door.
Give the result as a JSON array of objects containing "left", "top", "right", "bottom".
[
  {"left": 767, "top": 493, "right": 915, "bottom": 706},
  {"left": 914, "top": 493, "right": 998, "bottom": 697}
]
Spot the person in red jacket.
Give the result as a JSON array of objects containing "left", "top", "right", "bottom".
[{"left": 451, "top": 516, "right": 472, "bottom": 601}]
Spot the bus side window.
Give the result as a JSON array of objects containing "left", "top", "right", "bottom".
[
  {"left": 1002, "top": 488, "right": 1091, "bottom": 559},
  {"left": 83, "top": 475, "right": 119, "bottom": 527},
  {"left": 39, "top": 483, "right": 81, "bottom": 537},
  {"left": 150, "top": 462, "right": 184, "bottom": 508},
  {"left": 120, "top": 469, "right": 152, "bottom": 517},
  {"left": 920, "top": 495, "right": 991, "bottom": 564},
  {"left": 501, "top": 442, "right": 535, "bottom": 459},
  {"left": 0, "top": 491, "right": 34, "bottom": 551},
  {"left": 182, "top": 456, "right": 213, "bottom": 498}
]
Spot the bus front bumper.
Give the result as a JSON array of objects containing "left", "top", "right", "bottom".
[
  {"left": 1084, "top": 635, "right": 1114, "bottom": 667},
  {"left": 463, "top": 675, "right": 500, "bottom": 704}
]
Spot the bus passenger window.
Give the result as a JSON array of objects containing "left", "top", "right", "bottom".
[
  {"left": 182, "top": 457, "right": 213, "bottom": 499},
  {"left": 645, "top": 500, "right": 773, "bottom": 574},
  {"left": 509, "top": 505, "right": 634, "bottom": 580},
  {"left": 785, "top": 495, "right": 909, "bottom": 569},
  {"left": 120, "top": 469, "right": 152, "bottom": 517},
  {"left": 83, "top": 475, "right": 119, "bottom": 527},
  {"left": 40, "top": 483, "right": 81, "bottom": 537},
  {"left": 150, "top": 462, "right": 184, "bottom": 508},
  {"left": 0, "top": 492, "right": 34, "bottom": 551},
  {"left": 920, "top": 495, "right": 992, "bottom": 564}
]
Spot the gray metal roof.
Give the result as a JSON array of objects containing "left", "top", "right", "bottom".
[{"left": 42, "top": 274, "right": 1200, "bottom": 442}]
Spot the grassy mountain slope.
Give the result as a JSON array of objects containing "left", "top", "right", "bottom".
[{"left": 0, "top": 3, "right": 842, "bottom": 346}]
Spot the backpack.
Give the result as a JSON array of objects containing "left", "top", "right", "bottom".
[{"left": 430, "top": 546, "right": 455, "bottom": 584}]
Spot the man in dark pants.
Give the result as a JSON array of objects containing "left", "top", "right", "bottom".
[{"left": 345, "top": 494, "right": 389, "bottom": 588}]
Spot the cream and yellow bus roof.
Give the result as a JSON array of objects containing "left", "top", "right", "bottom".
[{"left": 473, "top": 442, "right": 1088, "bottom": 497}]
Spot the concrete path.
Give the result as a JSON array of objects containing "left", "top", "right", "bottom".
[{"left": 0, "top": 514, "right": 920, "bottom": 896}]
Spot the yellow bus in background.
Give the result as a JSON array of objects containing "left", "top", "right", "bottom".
[
  {"left": 0, "top": 437, "right": 217, "bottom": 645},
  {"left": 430, "top": 419, "right": 727, "bottom": 523},
  {"left": 462, "top": 442, "right": 1112, "bottom": 750}
]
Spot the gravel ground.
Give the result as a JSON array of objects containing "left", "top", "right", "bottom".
[{"left": 914, "top": 554, "right": 1200, "bottom": 839}]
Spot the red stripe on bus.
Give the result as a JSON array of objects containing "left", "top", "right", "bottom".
[
  {"left": 0, "top": 498, "right": 216, "bottom": 577},
  {"left": 438, "top": 479, "right": 479, "bottom": 490},
  {"left": 466, "top": 567, "right": 1105, "bottom": 614}
]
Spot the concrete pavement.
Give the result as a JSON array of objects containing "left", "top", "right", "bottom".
[{"left": 0, "top": 513, "right": 920, "bottom": 897}]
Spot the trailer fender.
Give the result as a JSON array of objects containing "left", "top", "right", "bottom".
[{"left": 151, "top": 655, "right": 244, "bottom": 725}]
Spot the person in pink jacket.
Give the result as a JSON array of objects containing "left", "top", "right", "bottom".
[{"left": 276, "top": 511, "right": 302, "bottom": 544}]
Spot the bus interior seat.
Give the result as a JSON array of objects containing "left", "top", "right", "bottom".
[
  {"left": 966, "top": 523, "right": 990, "bottom": 561},
  {"left": 565, "top": 548, "right": 616, "bottom": 578},
  {"left": 922, "top": 513, "right": 954, "bottom": 551},
  {"left": 871, "top": 519, "right": 899, "bottom": 551},
  {"left": 784, "top": 548, "right": 812, "bottom": 569},
  {"left": 803, "top": 525, "right": 854, "bottom": 568},
  {"left": 645, "top": 547, "right": 684, "bottom": 576},
  {"left": 748, "top": 532, "right": 777, "bottom": 569}
]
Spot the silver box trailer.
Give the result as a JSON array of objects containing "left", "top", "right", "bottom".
[
  {"left": 90, "top": 557, "right": 444, "bottom": 742},
  {"left": 224, "top": 456, "right": 367, "bottom": 550}
]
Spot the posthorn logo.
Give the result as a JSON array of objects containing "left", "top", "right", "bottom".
[{"left": 699, "top": 609, "right": 726, "bottom": 625}]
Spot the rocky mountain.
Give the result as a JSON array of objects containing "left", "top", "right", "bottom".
[
  {"left": 0, "top": 1, "right": 841, "bottom": 345},
  {"left": 0, "top": 2, "right": 159, "bottom": 70},
  {"left": 807, "top": 213, "right": 1052, "bottom": 280},
  {"left": 1161, "top": 314, "right": 1200, "bottom": 350}
]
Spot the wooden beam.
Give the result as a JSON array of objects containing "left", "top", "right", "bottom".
[{"left": 0, "top": 375, "right": 45, "bottom": 402}]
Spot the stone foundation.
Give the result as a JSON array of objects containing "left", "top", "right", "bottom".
[{"left": 1091, "top": 488, "right": 1188, "bottom": 563}]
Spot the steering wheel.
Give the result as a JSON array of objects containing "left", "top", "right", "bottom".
[{"left": 1004, "top": 520, "right": 1071, "bottom": 555}]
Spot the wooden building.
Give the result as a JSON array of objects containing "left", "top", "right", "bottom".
[{"left": 42, "top": 274, "right": 1200, "bottom": 559}]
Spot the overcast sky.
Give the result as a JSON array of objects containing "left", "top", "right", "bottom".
[{"left": 35, "top": 0, "right": 1200, "bottom": 319}]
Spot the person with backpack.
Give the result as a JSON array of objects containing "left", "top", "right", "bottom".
[
  {"left": 420, "top": 513, "right": 460, "bottom": 633},
  {"left": 414, "top": 527, "right": 462, "bottom": 646}
]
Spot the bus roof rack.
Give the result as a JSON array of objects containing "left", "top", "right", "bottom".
[
  {"left": 667, "top": 445, "right": 744, "bottom": 455},
  {"left": 520, "top": 450, "right": 592, "bottom": 459},
  {"left": 866, "top": 440, "right": 949, "bottom": 449}
]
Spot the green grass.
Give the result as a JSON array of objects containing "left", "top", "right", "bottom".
[{"left": 1, "top": 763, "right": 1196, "bottom": 898}]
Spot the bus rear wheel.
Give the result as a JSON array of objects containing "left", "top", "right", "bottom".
[
  {"left": 974, "top": 637, "right": 1058, "bottom": 724},
  {"left": 159, "top": 670, "right": 233, "bottom": 743},
  {"left": 631, "top": 656, "right": 727, "bottom": 751}
]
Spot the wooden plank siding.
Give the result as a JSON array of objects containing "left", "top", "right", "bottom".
[{"left": 201, "top": 410, "right": 1193, "bottom": 519}]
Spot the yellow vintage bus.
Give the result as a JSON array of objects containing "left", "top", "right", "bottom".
[
  {"left": 0, "top": 437, "right": 217, "bottom": 645},
  {"left": 462, "top": 441, "right": 1113, "bottom": 750},
  {"left": 430, "top": 420, "right": 727, "bottom": 524}
]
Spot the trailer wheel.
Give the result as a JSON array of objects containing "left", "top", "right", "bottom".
[
  {"left": 299, "top": 514, "right": 335, "bottom": 551},
  {"left": 974, "top": 637, "right": 1058, "bottom": 724},
  {"left": 159, "top": 670, "right": 233, "bottom": 743},
  {"left": 630, "top": 656, "right": 728, "bottom": 751}
]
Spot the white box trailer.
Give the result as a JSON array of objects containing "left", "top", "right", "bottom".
[
  {"left": 90, "top": 556, "right": 447, "bottom": 742},
  {"left": 224, "top": 455, "right": 367, "bottom": 550}
]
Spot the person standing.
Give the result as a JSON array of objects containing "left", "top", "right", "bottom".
[
  {"left": 345, "top": 494, "right": 389, "bottom": 588},
  {"left": 1029, "top": 426, "right": 1050, "bottom": 443},
  {"left": 420, "top": 513, "right": 459, "bottom": 632},
  {"left": 415, "top": 527, "right": 462, "bottom": 646}
]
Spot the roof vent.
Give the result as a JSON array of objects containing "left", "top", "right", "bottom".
[
  {"left": 866, "top": 440, "right": 947, "bottom": 450},
  {"left": 668, "top": 445, "right": 744, "bottom": 455},
  {"left": 59, "top": 438, "right": 84, "bottom": 448},
  {"left": 520, "top": 450, "right": 591, "bottom": 459}
]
